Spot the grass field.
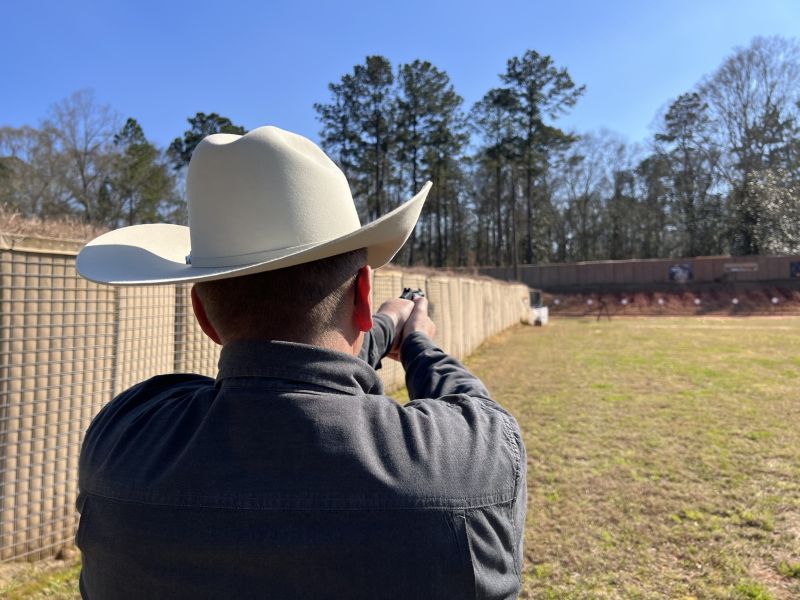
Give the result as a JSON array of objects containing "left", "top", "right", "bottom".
[
  {"left": 2, "top": 316, "right": 799, "bottom": 599},
  {"left": 466, "top": 316, "right": 800, "bottom": 599}
]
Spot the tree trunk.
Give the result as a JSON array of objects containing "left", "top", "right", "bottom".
[
  {"left": 511, "top": 175, "right": 519, "bottom": 279},
  {"left": 495, "top": 163, "right": 502, "bottom": 266},
  {"left": 525, "top": 146, "right": 534, "bottom": 264}
]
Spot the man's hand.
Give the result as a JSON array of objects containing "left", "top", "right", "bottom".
[
  {"left": 376, "top": 298, "right": 415, "bottom": 360},
  {"left": 398, "top": 296, "right": 436, "bottom": 360}
]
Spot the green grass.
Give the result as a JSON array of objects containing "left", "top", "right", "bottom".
[
  {"left": 6, "top": 316, "right": 800, "bottom": 598},
  {"left": 466, "top": 317, "right": 800, "bottom": 599},
  {"left": 0, "top": 559, "right": 81, "bottom": 599}
]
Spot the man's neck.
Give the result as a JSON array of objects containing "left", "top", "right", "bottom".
[{"left": 221, "top": 329, "right": 360, "bottom": 357}]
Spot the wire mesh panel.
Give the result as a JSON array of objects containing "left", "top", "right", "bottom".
[
  {"left": 448, "top": 278, "right": 464, "bottom": 360},
  {"left": 425, "top": 277, "right": 451, "bottom": 354},
  {"left": 371, "top": 269, "right": 404, "bottom": 392},
  {"left": 372, "top": 268, "right": 404, "bottom": 309},
  {"left": 468, "top": 280, "right": 483, "bottom": 353},
  {"left": 115, "top": 286, "right": 177, "bottom": 392},
  {"left": 0, "top": 250, "right": 115, "bottom": 561},
  {"left": 486, "top": 281, "right": 498, "bottom": 337},
  {"left": 459, "top": 280, "right": 473, "bottom": 356},
  {"left": 486, "top": 284, "right": 506, "bottom": 335},
  {"left": 173, "top": 285, "right": 220, "bottom": 377},
  {"left": 400, "top": 272, "right": 427, "bottom": 298}
]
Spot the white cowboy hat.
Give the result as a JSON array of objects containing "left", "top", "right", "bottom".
[{"left": 76, "top": 125, "right": 430, "bottom": 286}]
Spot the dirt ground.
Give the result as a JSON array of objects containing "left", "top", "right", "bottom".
[{"left": 545, "top": 286, "right": 800, "bottom": 317}]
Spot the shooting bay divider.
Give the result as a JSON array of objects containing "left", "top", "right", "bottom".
[{"left": 0, "top": 238, "right": 531, "bottom": 562}]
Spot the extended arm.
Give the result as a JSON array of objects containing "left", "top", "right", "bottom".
[
  {"left": 358, "top": 298, "right": 415, "bottom": 369},
  {"left": 397, "top": 295, "right": 527, "bottom": 586},
  {"left": 400, "top": 332, "right": 491, "bottom": 401},
  {"left": 393, "top": 296, "right": 490, "bottom": 401},
  {"left": 358, "top": 313, "right": 395, "bottom": 369}
]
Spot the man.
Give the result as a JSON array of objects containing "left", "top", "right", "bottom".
[{"left": 75, "top": 126, "right": 526, "bottom": 599}]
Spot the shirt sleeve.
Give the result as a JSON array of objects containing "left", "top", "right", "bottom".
[
  {"left": 400, "top": 332, "right": 492, "bottom": 402},
  {"left": 357, "top": 313, "right": 396, "bottom": 370},
  {"left": 400, "top": 331, "right": 527, "bottom": 587}
]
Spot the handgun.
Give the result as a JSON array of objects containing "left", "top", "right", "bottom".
[{"left": 400, "top": 287, "right": 425, "bottom": 300}]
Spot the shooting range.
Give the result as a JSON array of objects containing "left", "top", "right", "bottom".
[{"left": 3, "top": 2, "right": 800, "bottom": 596}]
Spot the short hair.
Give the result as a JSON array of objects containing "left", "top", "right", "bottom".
[{"left": 194, "top": 248, "right": 367, "bottom": 342}]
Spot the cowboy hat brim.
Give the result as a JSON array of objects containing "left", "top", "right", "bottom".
[{"left": 76, "top": 182, "right": 430, "bottom": 286}]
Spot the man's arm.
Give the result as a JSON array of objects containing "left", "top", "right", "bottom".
[
  {"left": 400, "top": 298, "right": 527, "bottom": 591},
  {"left": 358, "top": 298, "right": 415, "bottom": 369},
  {"left": 396, "top": 296, "right": 492, "bottom": 402},
  {"left": 400, "top": 332, "right": 491, "bottom": 401},
  {"left": 397, "top": 295, "right": 527, "bottom": 587},
  {"left": 357, "top": 313, "right": 394, "bottom": 369}
]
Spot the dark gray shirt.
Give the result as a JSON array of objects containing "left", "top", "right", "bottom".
[{"left": 77, "top": 314, "right": 527, "bottom": 599}]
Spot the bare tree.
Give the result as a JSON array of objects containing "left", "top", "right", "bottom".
[
  {"left": 42, "top": 90, "right": 120, "bottom": 223},
  {"left": 703, "top": 36, "right": 800, "bottom": 179},
  {"left": 553, "top": 132, "right": 611, "bottom": 261},
  {"left": 702, "top": 36, "right": 800, "bottom": 254},
  {"left": 0, "top": 125, "right": 71, "bottom": 218},
  {"left": 1, "top": 91, "right": 182, "bottom": 228}
]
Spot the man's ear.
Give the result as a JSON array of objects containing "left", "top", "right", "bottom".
[
  {"left": 354, "top": 265, "right": 373, "bottom": 332},
  {"left": 191, "top": 285, "right": 223, "bottom": 345}
]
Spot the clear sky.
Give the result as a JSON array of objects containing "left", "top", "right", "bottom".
[{"left": 2, "top": 0, "right": 798, "bottom": 150}]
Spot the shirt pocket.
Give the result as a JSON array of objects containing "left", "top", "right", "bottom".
[{"left": 448, "top": 510, "right": 478, "bottom": 599}]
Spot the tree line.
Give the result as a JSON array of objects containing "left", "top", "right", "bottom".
[
  {"left": 0, "top": 96, "right": 246, "bottom": 229},
  {"left": 2, "top": 36, "right": 799, "bottom": 267},
  {"left": 315, "top": 36, "right": 800, "bottom": 267}
]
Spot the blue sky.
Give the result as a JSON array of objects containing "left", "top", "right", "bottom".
[{"left": 2, "top": 0, "right": 799, "bottom": 150}]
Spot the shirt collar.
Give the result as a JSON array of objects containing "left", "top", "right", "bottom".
[{"left": 216, "top": 340, "right": 385, "bottom": 396}]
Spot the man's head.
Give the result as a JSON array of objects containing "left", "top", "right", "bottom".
[{"left": 191, "top": 248, "right": 372, "bottom": 350}]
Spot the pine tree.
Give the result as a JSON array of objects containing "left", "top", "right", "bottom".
[
  {"left": 500, "top": 50, "right": 584, "bottom": 263},
  {"left": 470, "top": 88, "right": 519, "bottom": 268},
  {"left": 395, "top": 60, "right": 468, "bottom": 265},
  {"left": 654, "top": 93, "right": 723, "bottom": 256},
  {"left": 111, "top": 118, "right": 177, "bottom": 226},
  {"left": 315, "top": 56, "right": 395, "bottom": 222},
  {"left": 167, "top": 113, "right": 247, "bottom": 171}
]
